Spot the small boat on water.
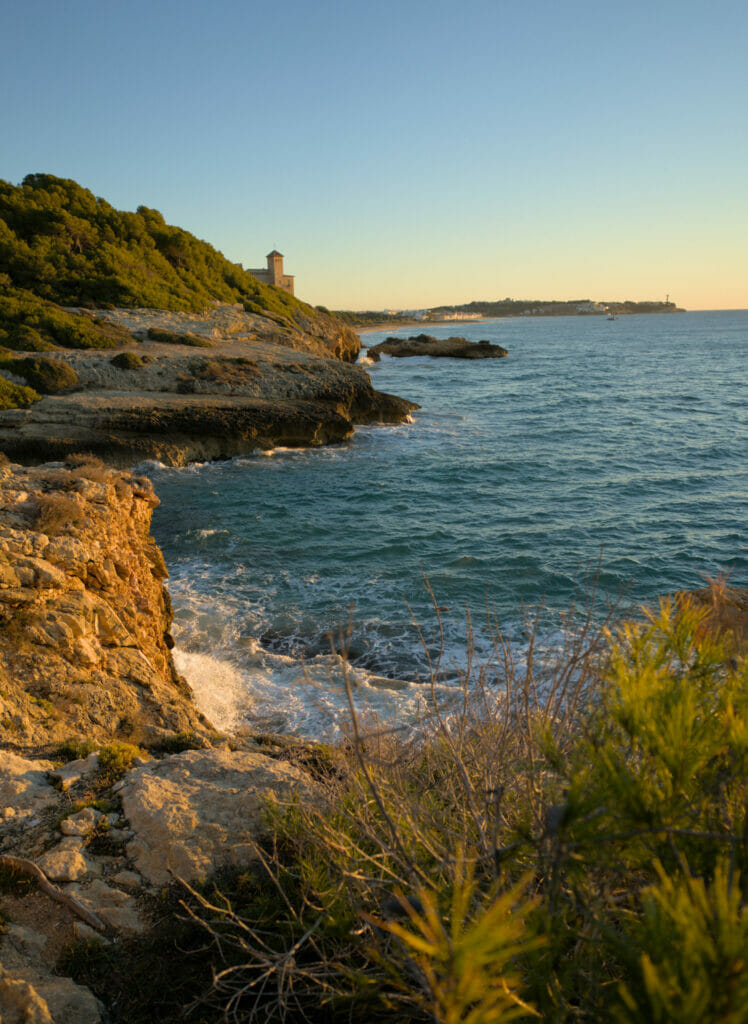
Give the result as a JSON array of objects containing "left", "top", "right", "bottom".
[{"left": 607, "top": 313, "right": 618, "bottom": 320}]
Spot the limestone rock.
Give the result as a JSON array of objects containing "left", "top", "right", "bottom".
[
  {"left": 0, "top": 462, "right": 215, "bottom": 752},
  {"left": 59, "top": 806, "right": 101, "bottom": 836},
  {"left": 65, "top": 879, "right": 145, "bottom": 933},
  {"left": 36, "top": 838, "right": 89, "bottom": 882},
  {"left": 1, "top": 926, "right": 102, "bottom": 1024},
  {"left": 0, "top": 970, "right": 54, "bottom": 1024},
  {"left": 111, "top": 869, "right": 142, "bottom": 889},
  {"left": 0, "top": 305, "right": 417, "bottom": 467},
  {"left": 51, "top": 754, "right": 100, "bottom": 793},
  {"left": 120, "top": 748, "right": 316, "bottom": 885},
  {"left": 0, "top": 754, "right": 56, "bottom": 819}
]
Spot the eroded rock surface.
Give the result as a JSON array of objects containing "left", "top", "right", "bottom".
[
  {"left": 0, "top": 460, "right": 214, "bottom": 752},
  {"left": 0, "top": 754, "right": 56, "bottom": 819},
  {"left": 1, "top": 927, "right": 103, "bottom": 1023}
]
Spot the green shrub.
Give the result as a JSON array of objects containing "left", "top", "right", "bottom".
[
  {"left": 0, "top": 287, "right": 135, "bottom": 350},
  {"left": 189, "top": 356, "right": 260, "bottom": 385},
  {"left": 0, "top": 354, "right": 78, "bottom": 393},
  {"left": 147, "top": 327, "right": 212, "bottom": 347},
  {"left": 56, "top": 738, "right": 98, "bottom": 763},
  {"left": 111, "top": 351, "right": 147, "bottom": 370},
  {"left": 615, "top": 859, "right": 748, "bottom": 1024},
  {"left": 4, "top": 324, "right": 57, "bottom": 351},
  {"left": 0, "top": 375, "right": 40, "bottom": 409},
  {"left": 97, "top": 742, "right": 144, "bottom": 783},
  {"left": 153, "top": 730, "right": 203, "bottom": 754}
]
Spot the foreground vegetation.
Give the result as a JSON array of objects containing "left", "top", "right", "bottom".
[{"left": 60, "top": 584, "right": 747, "bottom": 1023}]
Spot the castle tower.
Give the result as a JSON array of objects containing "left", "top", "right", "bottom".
[
  {"left": 248, "top": 250, "right": 294, "bottom": 296},
  {"left": 266, "top": 250, "right": 284, "bottom": 286}
]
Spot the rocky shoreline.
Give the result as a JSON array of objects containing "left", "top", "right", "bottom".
[
  {"left": 0, "top": 299, "right": 420, "bottom": 1020},
  {"left": 1, "top": 457, "right": 746, "bottom": 1022},
  {"left": 0, "top": 303, "right": 417, "bottom": 467},
  {"left": 0, "top": 458, "right": 321, "bottom": 1022}
]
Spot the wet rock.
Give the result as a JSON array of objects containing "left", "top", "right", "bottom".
[{"left": 368, "top": 334, "right": 508, "bottom": 360}]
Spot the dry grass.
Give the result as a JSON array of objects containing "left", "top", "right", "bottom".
[
  {"left": 175, "top": 581, "right": 747, "bottom": 1024},
  {"left": 32, "top": 492, "right": 86, "bottom": 534}
]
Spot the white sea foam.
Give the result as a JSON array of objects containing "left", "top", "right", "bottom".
[
  {"left": 174, "top": 648, "right": 248, "bottom": 733},
  {"left": 173, "top": 637, "right": 453, "bottom": 741}
]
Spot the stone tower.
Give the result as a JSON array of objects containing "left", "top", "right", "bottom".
[{"left": 248, "top": 251, "right": 295, "bottom": 296}]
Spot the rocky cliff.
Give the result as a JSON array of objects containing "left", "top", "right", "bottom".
[{"left": 0, "top": 458, "right": 214, "bottom": 753}]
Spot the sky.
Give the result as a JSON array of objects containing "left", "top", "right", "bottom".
[{"left": 2, "top": 0, "right": 747, "bottom": 310}]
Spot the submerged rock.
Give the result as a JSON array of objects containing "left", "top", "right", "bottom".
[{"left": 367, "top": 334, "right": 508, "bottom": 361}]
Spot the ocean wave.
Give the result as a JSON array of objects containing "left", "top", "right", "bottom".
[{"left": 173, "top": 640, "right": 442, "bottom": 741}]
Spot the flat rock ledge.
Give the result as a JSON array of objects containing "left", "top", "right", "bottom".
[
  {"left": 0, "top": 304, "right": 418, "bottom": 467},
  {"left": 367, "top": 333, "right": 508, "bottom": 360},
  {"left": 119, "top": 747, "right": 317, "bottom": 885}
]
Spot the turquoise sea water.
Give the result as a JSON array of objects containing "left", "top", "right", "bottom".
[{"left": 148, "top": 311, "right": 747, "bottom": 736}]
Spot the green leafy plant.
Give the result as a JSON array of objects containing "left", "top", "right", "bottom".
[{"left": 97, "top": 742, "right": 144, "bottom": 783}]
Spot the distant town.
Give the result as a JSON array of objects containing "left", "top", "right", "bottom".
[{"left": 334, "top": 297, "right": 684, "bottom": 327}]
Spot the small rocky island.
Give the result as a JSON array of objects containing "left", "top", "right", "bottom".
[{"left": 367, "top": 334, "right": 508, "bottom": 361}]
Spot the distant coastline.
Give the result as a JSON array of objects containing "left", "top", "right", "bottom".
[
  {"left": 356, "top": 307, "right": 684, "bottom": 336},
  {"left": 346, "top": 298, "right": 685, "bottom": 332}
]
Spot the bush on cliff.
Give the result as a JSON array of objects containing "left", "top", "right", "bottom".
[
  {"left": 147, "top": 327, "right": 212, "bottom": 347},
  {"left": 0, "top": 354, "right": 78, "bottom": 393},
  {"left": 0, "top": 174, "right": 356, "bottom": 349},
  {"left": 0, "top": 375, "right": 40, "bottom": 409},
  {"left": 111, "top": 351, "right": 147, "bottom": 370},
  {"left": 0, "top": 287, "right": 135, "bottom": 350}
]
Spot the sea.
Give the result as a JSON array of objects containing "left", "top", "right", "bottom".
[{"left": 146, "top": 310, "right": 747, "bottom": 738}]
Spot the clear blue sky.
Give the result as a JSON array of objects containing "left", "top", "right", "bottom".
[{"left": 2, "top": 0, "right": 747, "bottom": 309}]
